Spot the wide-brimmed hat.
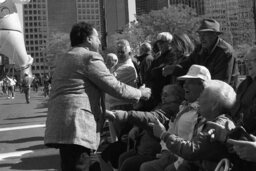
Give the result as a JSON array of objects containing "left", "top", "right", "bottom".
[
  {"left": 178, "top": 64, "right": 211, "bottom": 81},
  {"left": 197, "top": 19, "right": 222, "bottom": 34}
]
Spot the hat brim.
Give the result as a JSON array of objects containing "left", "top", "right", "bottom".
[
  {"left": 177, "top": 75, "right": 204, "bottom": 80},
  {"left": 197, "top": 29, "right": 222, "bottom": 34}
]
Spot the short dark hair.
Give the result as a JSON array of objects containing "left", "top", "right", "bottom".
[{"left": 70, "top": 22, "right": 94, "bottom": 47}]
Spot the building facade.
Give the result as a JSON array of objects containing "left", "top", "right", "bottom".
[
  {"left": 23, "top": 0, "right": 102, "bottom": 76},
  {"left": 169, "top": 0, "right": 205, "bottom": 15},
  {"left": 23, "top": 0, "right": 49, "bottom": 76},
  {"left": 104, "top": 0, "right": 136, "bottom": 46},
  {"left": 204, "top": 0, "right": 256, "bottom": 47}
]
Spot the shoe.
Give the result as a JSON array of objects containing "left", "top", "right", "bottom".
[
  {"left": 7, "top": 97, "right": 10, "bottom": 99},
  {"left": 11, "top": 97, "right": 14, "bottom": 99}
]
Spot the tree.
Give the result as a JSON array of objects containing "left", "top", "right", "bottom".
[
  {"left": 107, "top": 5, "right": 201, "bottom": 53},
  {"left": 45, "top": 32, "right": 70, "bottom": 70}
]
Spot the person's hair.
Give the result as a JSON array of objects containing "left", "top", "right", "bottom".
[
  {"left": 107, "top": 53, "right": 118, "bottom": 60},
  {"left": 171, "top": 33, "right": 195, "bottom": 57},
  {"left": 70, "top": 22, "right": 94, "bottom": 47},
  {"left": 203, "top": 80, "right": 236, "bottom": 114},
  {"left": 163, "top": 84, "right": 185, "bottom": 103},
  {"left": 117, "top": 39, "right": 131, "bottom": 53},
  {"left": 157, "top": 32, "right": 173, "bottom": 43},
  {"left": 140, "top": 42, "right": 152, "bottom": 54}
]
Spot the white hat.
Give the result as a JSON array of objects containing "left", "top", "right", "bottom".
[{"left": 178, "top": 64, "right": 211, "bottom": 81}]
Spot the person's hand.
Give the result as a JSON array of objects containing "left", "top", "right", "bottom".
[
  {"left": 139, "top": 84, "right": 151, "bottom": 100},
  {"left": 151, "top": 118, "right": 166, "bottom": 138},
  {"left": 162, "top": 65, "right": 175, "bottom": 77},
  {"left": 206, "top": 121, "right": 234, "bottom": 142},
  {"left": 128, "top": 126, "right": 140, "bottom": 140},
  {"left": 105, "top": 110, "right": 116, "bottom": 121},
  {"left": 227, "top": 135, "right": 256, "bottom": 162}
]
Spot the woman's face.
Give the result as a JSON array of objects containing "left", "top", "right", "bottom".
[
  {"left": 161, "top": 87, "right": 177, "bottom": 104},
  {"left": 157, "top": 41, "right": 170, "bottom": 53}
]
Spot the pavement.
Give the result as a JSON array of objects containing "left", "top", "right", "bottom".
[{"left": 0, "top": 90, "right": 60, "bottom": 171}]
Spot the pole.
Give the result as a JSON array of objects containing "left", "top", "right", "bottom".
[{"left": 253, "top": 0, "right": 256, "bottom": 44}]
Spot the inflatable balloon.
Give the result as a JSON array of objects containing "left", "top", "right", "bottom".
[{"left": 0, "top": 0, "right": 33, "bottom": 77}]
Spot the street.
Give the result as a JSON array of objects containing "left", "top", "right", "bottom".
[{"left": 0, "top": 90, "right": 60, "bottom": 171}]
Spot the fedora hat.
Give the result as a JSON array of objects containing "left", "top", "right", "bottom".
[{"left": 197, "top": 19, "right": 222, "bottom": 34}]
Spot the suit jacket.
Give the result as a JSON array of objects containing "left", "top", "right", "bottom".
[{"left": 44, "top": 47, "right": 141, "bottom": 150}]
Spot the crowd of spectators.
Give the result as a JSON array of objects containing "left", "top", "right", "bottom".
[{"left": 43, "top": 18, "right": 256, "bottom": 171}]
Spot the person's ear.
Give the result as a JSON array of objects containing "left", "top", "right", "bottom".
[{"left": 86, "top": 37, "right": 92, "bottom": 44}]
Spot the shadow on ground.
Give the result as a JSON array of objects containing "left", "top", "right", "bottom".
[
  {"left": 5, "top": 115, "right": 46, "bottom": 120},
  {"left": 35, "top": 101, "right": 48, "bottom": 109},
  {"left": 17, "top": 144, "right": 47, "bottom": 151},
  {"left": 0, "top": 136, "right": 44, "bottom": 144}
]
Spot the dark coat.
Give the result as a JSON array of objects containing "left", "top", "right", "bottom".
[
  {"left": 231, "top": 77, "right": 256, "bottom": 134},
  {"left": 144, "top": 50, "right": 176, "bottom": 110},
  {"left": 173, "top": 38, "right": 235, "bottom": 84}
]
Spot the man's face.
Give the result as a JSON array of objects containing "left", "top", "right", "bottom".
[
  {"left": 198, "top": 32, "right": 218, "bottom": 49},
  {"left": 116, "top": 44, "right": 129, "bottom": 61},
  {"left": 89, "top": 28, "right": 101, "bottom": 52},
  {"left": 245, "top": 51, "right": 256, "bottom": 79},
  {"left": 183, "top": 78, "right": 203, "bottom": 103}
]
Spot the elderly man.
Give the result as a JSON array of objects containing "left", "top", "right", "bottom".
[
  {"left": 44, "top": 22, "right": 151, "bottom": 171},
  {"left": 106, "top": 39, "right": 138, "bottom": 111},
  {"left": 152, "top": 80, "right": 236, "bottom": 171},
  {"left": 163, "top": 19, "right": 237, "bottom": 86}
]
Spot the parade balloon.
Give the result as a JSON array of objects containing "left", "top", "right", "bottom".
[{"left": 0, "top": 0, "right": 33, "bottom": 77}]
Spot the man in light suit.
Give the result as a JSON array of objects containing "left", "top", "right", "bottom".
[{"left": 44, "top": 22, "right": 151, "bottom": 171}]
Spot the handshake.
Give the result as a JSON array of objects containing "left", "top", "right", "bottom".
[{"left": 139, "top": 84, "right": 151, "bottom": 100}]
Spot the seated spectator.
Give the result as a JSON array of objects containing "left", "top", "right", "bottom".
[
  {"left": 151, "top": 79, "right": 236, "bottom": 171},
  {"left": 140, "top": 64, "right": 210, "bottom": 171},
  {"left": 230, "top": 46, "right": 256, "bottom": 135},
  {"left": 103, "top": 84, "right": 184, "bottom": 171},
  {"left": 105, "top": 53, "right": 118, "bottom": 74}
]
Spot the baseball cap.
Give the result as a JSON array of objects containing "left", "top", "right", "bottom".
[{"left": 178, "top": 64, "right": 211, "bottom": 81}]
